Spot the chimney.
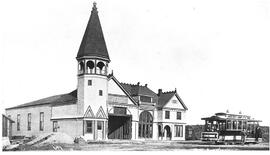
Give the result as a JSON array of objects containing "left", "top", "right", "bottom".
[
  {"left": 145, "top": 84, "right": 148, "bottom": 87},
  {"left": 158, "top": 89, "right": 162, "bottom": 96},
  {"left": 137, "top": 82, "right": 140, "bottom": 85}
]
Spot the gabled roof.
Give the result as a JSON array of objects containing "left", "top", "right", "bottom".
[
  {"left": 157, "top": 91, "right": 175, "bottom": 108},
  {"left": 157, "top": 90, "right": 188, "bottom": 110},
  {"left": 6, "top": 90, "right": 77, "bottom": 110},
  {"left": 107, "top": 74, "right": 138, "bottom": 105},
  {"left": 120, "top": 83, "right": 157, "bottom": 98},
  {"left": 77, "top": 2, "right": 110, "bottom": 61}
]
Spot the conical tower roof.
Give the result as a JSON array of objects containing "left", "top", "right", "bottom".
[{"left": 77, "top": 2, "right": 110, "bottom": 62}]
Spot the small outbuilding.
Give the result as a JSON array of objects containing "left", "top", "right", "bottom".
[{"left": 2, "top": 114, "right": 14, "bottom": 139}]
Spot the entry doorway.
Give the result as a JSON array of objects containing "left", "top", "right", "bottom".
[
  {"left": 108, "top": 114, "right": 132, "bottom": 139},
  {"left": 138, "top": 111, "right": 153, "bottom": 138},
  {"left": 164, "top": 125, "right": 171, "bottom": 140},
  {"left": 97, "top": 121, "right": 104, "bottom": 140}
]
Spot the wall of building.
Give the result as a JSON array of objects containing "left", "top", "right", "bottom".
[
  {"left": 52, "top": 104, "right": 79, "bottom": 118},
  {"left": 160, "top": 110, "right": 186, "bottom": 123},
  {"left": 77, "top": 74, "right": 108, "bottom": 116},
  {"left": 55, "top": 119, "right": 83, "bottom": 138},
  {"left": 157, "top": 95, "right": 187, "bottom": 124},
  {"left": 6, "top": 105, "right": 52, "bottom": 137}
]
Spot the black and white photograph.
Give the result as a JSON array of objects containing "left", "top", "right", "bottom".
[{"left": 1, "top": 0, "right": 269, "bottom": 151}]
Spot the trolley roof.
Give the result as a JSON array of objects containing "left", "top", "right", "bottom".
[{"left": 201, "top": 112, "right": 262, "bottom": 122}]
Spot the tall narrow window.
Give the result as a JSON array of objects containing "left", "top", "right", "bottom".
[
  {"left": 17, "top": 114, "right": 20, "bottom": 131},
  {"left": 86, "top": 121, "right": 93, "bottom": 133},
  {"left": 53, "top": 121, "right": 58, "bottom": 132},
  {"left": 40, "top": 112, "right": 44, "bottom": 131},
  {"left": 27, "top": 113, "right": 31, "bottom": 131},
  {"left": 99, "top": 90, "right": 103, "bottom": 96},
  {"left": 165, "top": 111, "right": 170, "bottom": 119},
  {"left": 177, "top": 112, "right": 182, "bottom": 120}
]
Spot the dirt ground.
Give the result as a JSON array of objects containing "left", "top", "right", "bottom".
[{"left": 15, "top": 140, "right": 269, "bottom": 151}]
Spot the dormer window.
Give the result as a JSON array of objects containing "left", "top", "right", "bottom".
[{"left": 140, "top": 96, "right": 151, "bottom": 103}]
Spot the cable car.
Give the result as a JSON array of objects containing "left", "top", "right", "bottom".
[{"left": 201, "top": 112, "right": 262, "bottom": 144}]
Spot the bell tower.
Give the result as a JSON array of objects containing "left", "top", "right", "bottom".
[{"left": 76, "top": 2, "right": 110, "bottom": 117}]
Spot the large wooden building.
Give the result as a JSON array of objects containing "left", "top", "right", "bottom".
[{"left": 5, "top": 3, "right": 188, "bottom": 141}]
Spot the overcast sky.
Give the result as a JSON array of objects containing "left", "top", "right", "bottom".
[{"left": 1, "top": 0, "right": 270, "bottom": 126}]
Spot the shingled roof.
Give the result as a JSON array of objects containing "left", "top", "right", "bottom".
[
  {"left": 6, "top": 90, "right": 77, "bottom": 110},
  {"left": 120, "top": 83, "right": 157, "bottom": 98},
  {"left": 157, "top": 91, "right": 175, "bottom": 108},
  {"left": 77, "top": 2, "right": 110, "bottom": 61},
  {"left": 157, "top": 91, "right": 188, "bottom": 110}
]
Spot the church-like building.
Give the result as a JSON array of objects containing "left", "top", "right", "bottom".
[{"left": 5, "top": 3, "right": 188, "bottom": 141}]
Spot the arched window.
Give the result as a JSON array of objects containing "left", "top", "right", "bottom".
[
  {"left": 138, "top": 111, "right": 153, "bottom": 138},
  {"left": 86, "top": 61, "right": 95, "bottom": 74},
  {"left": 87, "top": 61, "right": 95, "bottom": 69},
  {"left": 79, "top": 61, "right": 84, "bottom": 73},
  {"left": 97, "top": 61, "right": 105, "bottom": 74},
  {"left": 97, "top": 62, "right": 105, "bottom": 70}
]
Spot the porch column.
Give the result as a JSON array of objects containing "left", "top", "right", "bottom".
[
  {"left": 152, "top": 122, "right": 158, "bottom": 140},
  {"left": 104, "top": 120, "right": 108, "bottom": 140}
]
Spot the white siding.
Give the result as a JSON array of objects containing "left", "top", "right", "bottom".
[{"left": 6, "top": 105, "right": 52, "bottom": 137}]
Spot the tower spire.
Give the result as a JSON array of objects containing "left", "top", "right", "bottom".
[
  {"left": 77, "top": 2, "right": 110, "bottom": 62},
  {"left": 92, "top": 2, "right": 97, "bottom": 12}
]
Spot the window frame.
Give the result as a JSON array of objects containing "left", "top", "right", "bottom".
[
  {"left": 97, "top": 121, "right": 102, "bottom": 130},
  {"left": 88, "top": 80, "right": 92, "bottom": 86},
  {"left": 174, "top": 125, "right": 183, "bottom": 137},
  {"left": 40, "top": 112, "right": 44, "bottom": 131},
  {"left": 86, "top": 120, "right": 93, "bottom": 133},
  {"left": 165, "top": 111, "right": 170, "bottom": 119},
  {"left": 27, "top": 113, "right": 31, "bottom": 131},
  {"left": 140, "top": 95, "right": 152, "bottom": 102},
  {"left": 53, "top": 121, "right": 58, "bottom": 132},
  {"left": 99, "top": 90, "right": 103, "bottom": 96},
  {"left": 172, "top": 100, "right": 177, "bottom": 103},
  {"left": 17, "top": 114, "right": 20, "bottom": 131},
  {"left": 176, "top": 112, "right": 182, "bottom": 120}
]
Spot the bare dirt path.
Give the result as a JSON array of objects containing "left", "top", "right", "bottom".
[{"left": 17, "top": 140, "right": 269, "bottom": 151}]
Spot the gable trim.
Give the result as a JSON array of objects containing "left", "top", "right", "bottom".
[
  {"left": 84, "top": 105, "right": 95, "bottom": 118},
  {"left": 161, "top": 94, "right": 175, "bottom": 108},
  {"left": 162, "top": 93, "right": 188, "bottom": 110},
  {"left": 175, "top": 93, "right": 188, "bottom": 110},
  {"left": 108, "top": 75, "right": 138, "bottom": 106},
  {"left": 96, "top": 106, "right": 107, "bottom": 118}
]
